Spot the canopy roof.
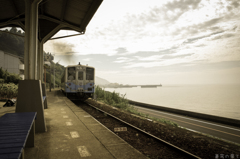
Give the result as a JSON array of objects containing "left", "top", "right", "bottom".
[{"left": 0, "top": 0, "right": 103, "bottom": 41}]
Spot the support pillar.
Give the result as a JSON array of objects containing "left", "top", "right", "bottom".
[
  {"left": 24, "top": 0, "right": 40, "bottom": 80},
  {"left": 37, "top": 41, "right": 44, "bottom": 81},
  {"left": 42, "top": 83, "right": 48, "bottom": 109},
  {"left": 16, "top": 0, "right": 46, "bottom": 133},
  {"left": 38, "top": 41, "right": 48, "bottom": 109}
]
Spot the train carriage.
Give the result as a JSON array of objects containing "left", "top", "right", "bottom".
[{"left": 61, "top": 63, "right": 95, "bottom": 98}]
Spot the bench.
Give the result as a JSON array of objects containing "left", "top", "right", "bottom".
[{"left": 0, "top": 112, "right": 37, "bottom": 159}]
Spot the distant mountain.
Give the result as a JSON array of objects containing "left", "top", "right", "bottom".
[{"left": 95, "top": 76, "right": 110, "bottom": 86}]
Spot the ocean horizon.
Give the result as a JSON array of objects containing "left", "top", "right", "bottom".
[{"left": 104, "top": 84, "right": 240, "bottom": 120}]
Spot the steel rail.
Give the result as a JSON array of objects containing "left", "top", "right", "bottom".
[{"left": 84, "top": 102, "right": 201, "bottom": 159}]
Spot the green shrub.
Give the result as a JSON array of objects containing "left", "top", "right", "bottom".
[
  {"left": 95, "top": 86, "right": 129, "bottom": 109},
  {"left": 0, "top": 67, "right": 21, "bottom": 84},
  {"left": 0, "top": 83, "right": 18, "bottom": 99},
  {"left": 94, "top": 85, "right": 178, "bottom": 127}
]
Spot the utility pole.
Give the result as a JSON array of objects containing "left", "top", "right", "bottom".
[
  {"left": 44, "top": 67, "right": 46, "bottom": 84},
  {"left": 52, "top": 54, "right": 55, "bottom": 90},
  {"left": 46, "top": 53, "right": 52, "bottom": 92},
  {"left": 53, "top": 64, "right": 55, "bottom": 89},
  {"left": 49, "top": 65, "right": 51, "bottom": 92}
]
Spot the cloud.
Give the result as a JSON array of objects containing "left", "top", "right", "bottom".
[
  {"left": 113, "top": 57, "right": 134, "bottom": 63},
  {"left": 48, "top": 0, "right": 240, "bottom": 73},
  {"left": 77, "top": 0, "right": 239, "bottom": 58},
  {"left": 184, "top": 60, "right": 240, "bottom": 71},
  {"left": 134, "top": 53, "right": 194, "bottom": 61},
  {"left": 161, "top": 53, "right": 194, "bottom": 59},
  {"left": 195, "top": 44, "right": 206, "bottom": 47},
  {"left": 183, "top": 31, "right": 225, "bottom": 44},
  {"left": 170, "top": 17, "right": 225, "bottom": 39},
  {"left": 82, "top": 58, "right": 91, "bottom": 61},
  {"left": 129, "top": 45, "right": 179, "bottom": 56},
  {"left": 226, "top": 0, "right": 240, "bottom": 11},
  {"left": 231, "top": 1, "right": 240, "bottom": 8},
  {"left": 200, "top": 17, "right": 223, "bottom": 29},
  {"left": 210, "top": 33, "right": 236, "bottom": 41},
  {"left": 165, "top": 0, "right": 201, "bottom": 10},
  {"left": 90, "top": 0, "right": 203, "bottom": 43},
  {"left": 115, "top": 47, "right": 128, "bottom": 54},
  {"left": 162, "top": 0, "right": 202, "bottom": 23},
  {"left": 134, "top": 55, "right": 163, "bottom": 61},
  {"left": 140, "top": 0, "right": 202, "bottom": 26}
]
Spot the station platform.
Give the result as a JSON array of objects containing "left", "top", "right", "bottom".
[{"left": 0, "top": 89, "right": 147, "bottom": 159}]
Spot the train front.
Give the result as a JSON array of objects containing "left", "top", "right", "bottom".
[
  {"left": 64, "top": 65, "right": 95, "bottom": 98},
  {"left": 76, "top": 66, "right": 95, "bottom": 98}
]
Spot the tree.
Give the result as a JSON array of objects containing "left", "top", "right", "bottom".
[
  {"left": 0, "top": 27, "right": 24, "bottom": 57},
  {"left": 0, "top": 68, "right": 21, "bottom": 84},
  {"left": 10, "top": 27, "right": 17, "bottom": 34}
]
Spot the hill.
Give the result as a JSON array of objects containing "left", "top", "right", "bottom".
[
  {"left": 95, "top": 76, "right": 110, "bottom": 86},
  {"left": 0, "top": 27, "right": 24, "bottom": 57}
]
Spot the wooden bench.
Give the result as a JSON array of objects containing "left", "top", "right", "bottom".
[{"left": 0, "top": 112, "right": 37, "bottom": 159}]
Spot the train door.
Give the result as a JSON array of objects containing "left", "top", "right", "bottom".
[
  {"left": 67, "top": 67, "right": 76, "bottom": 92},
  {"left": 77, "top": 69, "right": 84, "bottom": 92},
  {"left": 86, "top": 67, "right": 94, "bottom": 94}
]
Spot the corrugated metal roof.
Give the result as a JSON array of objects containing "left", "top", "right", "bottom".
[{"left": 0, "top": 0, "right": 103, "bottom": 42}]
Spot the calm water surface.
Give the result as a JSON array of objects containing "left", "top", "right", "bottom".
[{"left": 105, "top": 84, "right": 240, "bottom": 120}]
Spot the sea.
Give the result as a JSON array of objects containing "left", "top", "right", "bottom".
[{"left": 104, "top": 84, "right": 240, "bottom": 120}]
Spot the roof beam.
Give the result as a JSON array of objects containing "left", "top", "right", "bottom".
[
  {"left": 80, "top": 0, "right": 103, "bottom": 30},
  {"left": 0, "top": 18, "right": 25, "bottom": 29},
  {"left": 49, "top": 32, "right": 84, "bottom": 40},
  {"left": 60, "top": 0, "right": 68, "bottom": 21},
  {"left": 18, "top": 21, "right": 25, "bottom": 30},
  {"left": 10, "top": 0, "right": 19, "bottom": 15},
  {"left": 39, "top": 15, "right": 84, "bottom": 33},
  {"left": 42, "top": 24, "right": 62, "bottom": 43},
  {"left": 40, "top": 2, "right": 44, "bottom": 15}
]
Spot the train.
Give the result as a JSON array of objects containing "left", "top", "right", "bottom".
[{"left": 61, "top": 63, "right": 95, "bottom": 98}]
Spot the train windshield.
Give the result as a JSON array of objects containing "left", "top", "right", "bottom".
[
  {"left": 68, "top": 67, "right": 75, "bottom": 81},
  {"left": 86, "top": 67, "right": 94, "bottom": 80}
]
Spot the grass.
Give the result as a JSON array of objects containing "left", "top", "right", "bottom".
[{"left": 94, "top": 85, "right": 178, "bottom": 127}]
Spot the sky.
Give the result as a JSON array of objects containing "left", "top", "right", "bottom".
[{"left": 44, "top": 0, "right": 240, "bottom": 85}]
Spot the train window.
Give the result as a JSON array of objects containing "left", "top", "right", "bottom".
[
  {"left": 68, "top": 67, "right": 75, "bottom": 80},
  {"left": 78, "top": 71, "right": 83, "bottom": 80},
  {"left": 86, "top": 67, "right": 94, "bottom": 80}
]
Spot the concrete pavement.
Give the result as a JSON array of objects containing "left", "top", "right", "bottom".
[{"left": 0, "top": 89, "right": 147, "bottom": 159}]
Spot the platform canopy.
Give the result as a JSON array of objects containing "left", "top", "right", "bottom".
[
  {"left": 0, "top": 0, "right": 103, "bottom": 133},
  {"left": 0, "top": 0, "right": 103, "bottom": 42}
]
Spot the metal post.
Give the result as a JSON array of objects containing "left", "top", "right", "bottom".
[
  {"left": 53, "top": 64, "right": 55, "bottom": 89},
  {"left": 49, "top": 66, "right": 51, "bottom": 92},
  {"left": 44, "top": 67, "right": 46, "bottom": 84}
]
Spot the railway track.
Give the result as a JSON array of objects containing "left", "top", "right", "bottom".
[{"left": 73, "top": 100, "right": 201, "bottom": 159}]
